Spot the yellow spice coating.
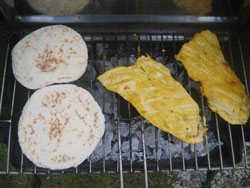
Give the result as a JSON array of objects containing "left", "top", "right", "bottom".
[
  {"left": 98, "top": 55, "right": 207, "bottom": 144},
  {"left": 175, "top": 30, "right": 250, "bottom": 125}
]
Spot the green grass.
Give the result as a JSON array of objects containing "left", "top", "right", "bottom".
[
  {"left": 0, "top": 143, "right": 175, "bottom": 188},
  {"left": 0, "top": 173, "right": 175, "bottom": 188}
]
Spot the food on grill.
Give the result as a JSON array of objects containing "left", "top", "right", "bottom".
[
  {"left": 98, "top": 55, "right": 207, "bottom": 144},
  {"left": 12, "top": 25, "right": 88, "bottom": 90},
  {"left": 175, "top": 30, "right": 250, "bottom": 125},
  {"left": 18, "top": 84, "right": 104, "bottom": 170},
  {"left": 26, "top": 0, "right": 90, "bottom": 15},
  {"left": 172, "top": 0, "right": 212, "bottom": 15}
]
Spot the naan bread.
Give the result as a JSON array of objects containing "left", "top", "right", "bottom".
[
  {"left": 18, "top": 84, "right": 104, "bottom": 170},
  {"left": 175, "top": 30, "right": 250, "bottom": 125},
  {"left": 12, "top": 25, "right": 88, "bottom": 89},
  {"left": 98, "top": 56, "right": 207, "bottom": 144}
]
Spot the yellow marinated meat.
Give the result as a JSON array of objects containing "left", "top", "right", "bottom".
[
  {"left": 98, "top": 56, "right": 207, "bottom": 144},
  {"left": 175, "top": 30, "right": 250, "bottom": 125}
]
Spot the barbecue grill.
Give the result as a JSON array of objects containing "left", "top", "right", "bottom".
[{"left": 1, "top": 0, "right": 250, "bottom": 187}]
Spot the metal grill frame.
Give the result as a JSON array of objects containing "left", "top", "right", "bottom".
[{"left": 0, "top": 31, "right": 249, "bottom": 188}]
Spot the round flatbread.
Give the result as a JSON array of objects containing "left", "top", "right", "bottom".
[
  {"left": 18, "top": 84, "right": 104, "bottom": 170},
  {"left": 26, "top": 0, "right": 90, "bottom": 15},
  {"left": 12, "top": 25, "right": 88, "bottom": 89}
]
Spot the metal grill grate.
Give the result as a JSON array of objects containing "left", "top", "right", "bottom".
[{"left": 0, "top": 32, "right": 249, "bottom": 188}]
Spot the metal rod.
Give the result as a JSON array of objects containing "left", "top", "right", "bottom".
[
  {"left": 173, "top": 33, "right": 186, "bottom": 171},
  {"left": 0, "top": 165, "right": 248, "bottom": 175},
  {"left": 102, "top": 35, "right": 106, "bottom": 173},
  {"left": 228, "top": 35, "right": 235, "bottom": 70},
  {"left": 241, "top": 125, "right": 248, "bottom": 168},
  {"left": 181, "top": 142, "right": 186, "bottom": 171},
  {"left": 149, "top": 34, "right": 153, "bottom": 57},
  {"left": 141, "top": 118, "right": 148, "bottom": 188},
  {"left": 161, "top": 34, "right": 165, "bottom": 58},
  {"left": 172, "top": 34, "right": 177, "bottom": 76},
  {"left": 126, "top": 34, "right": 134, "bottom": 173},
  {"left": 149, "top": 33, "right": 160, "bottom": 171},
  {"left": 214, "top": 113, "right": 224, "bottom": 169},
  {"left": 0, "top": 120, "right": 11, "bottom": 123},
  {"left": 183, "top": 33, "right": 199, "bottom": 170},
  {"left": 168, "top": 136, "right": 173, "bottom": 171},
  {"left": 227, "top": 124, "right": 236, "bottom": 168},
  {"left": 6, "top": 123, "right": 12, "bottom": 173},
  {"left": 20, "top": 152, "right": 24, "bottom": 174},
  {"left": 238, "top": 39, "right": 249, "bottom": 94},
  {"left": 237, "top": 39, "right": 249, "bottom": 167},
  {"left": 114, "top": 34, "right": 120, "bottom": 173},
  {"left": 117, "top": 113, "right": 124, "bottom": 188},
  {"left": 16, "top": 15, "right": 238, "bottom": 24},
  {"left": 75, "top": 166, "right": 78, "bottom": 174},
  {"left": 155, "top": 127, "right": 160, "bottom": 172},
  {"left": 0, "top": 42, "right": 10, "bottom": 115},
  {"left": 194, "top": 144, "right": 199, "bottom": 170},
  {"left": 20, "top": 90, "right": 31, "bottom": 174},
  {"left": 201, "top": 96, "right": 211, "bottom": 170},
  {"left": 116, "top": 34, "right": 124, "bottom": 187},
  {"left": 88, "top": 35, "right": 95, "bottom": 174},
  {"left": 231, "top": 38, "right": 248, "bottom": 168},
  {"left": 6, "top": 80, "right": 16, "bottom": 173}
]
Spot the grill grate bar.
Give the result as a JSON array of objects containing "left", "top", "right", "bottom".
[
  {"left": 201, "top": 96, "right": 211, "bottom": 170},
  {"left": 102, "top": 35, "right": 107, "bottom": 173},
  {"left": 7, "top": 80, "right": 16, "bottom": 173},
  {"left": 141, "top": 118, "right": 148, "bottom": 188},
  {"left": 155, "top": 126, "right": 160, "bottom": 171},
  {"left": 167, "top": 34, "right": 173, "bottom": 172},
  {"left": 226, "top": 36, "right": 237, "bottom": 169},
  {"left": 88, "top": 34, "right": 95, "bottom": 174},
  {"left": 137, "top": 33, "right": 148, "bottom": 187},
  {"left": 116, "top": 34, "right": 124, "bottom": 188},
  {"left": 20, "top": 152, "right": 24, "bottom": 174},
  {"left": 161, "top": 34, "right": 165, "bottom": 58},
  {"left": 6, "top": 122, "right": 12, "bottom": 173},
  {"left": 227, "top": 124, "right": 236, "bottom": 168},
  {"left": 194, "top": 144, "right": 199, "bottom": 170},
  {"left": 117, "top": 99, "right": 124, "bottom": 188},
  {"left": 114, "top": 35, "right": 119, "bottom": 173},
  {"left": 0, "top": 165, "right": 249, "bottom": 175},
  {"left": 241, "top": 126, "right": 248, "bottom": 168},
  {"left": 184, "top": 34, "right": 199, "bottom": 171},
  {"left": 150, "top": 34, "right": 160, "bottom": 172},
  {"left": 173, "top": 33, "right": 185, "bottom": 171},
  {"left": 0, "top": 120, "right": 11, "bottom": 123},
  {"left": 0, "top": 42, "right": 9, "bottom": 116},
  {"left": 129, "top": 121, "right": 133, "bottom": 172},
  {"left": 237, "top": 39, "right": 249, "bottom": 168},
  {"left": 127, "top": 35, "right": 133, "bottom": 173},
  {"left": 181, "top": 142, "right": 186, "bottom": 171},
  {"left": 238, "top": 39, "right": 249, "bottom": 94},
  {"left": 20, "top": 90, "right": 31, "bottom": 174},
  {"left": 149, "top": 34, "right": 153, "bottom": 57},
  {"left": 1, "top": 32, "right": 249, "bottom": 176},
  {"left": 215, "top": 113, "right": 224, "bottom": 169}
]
